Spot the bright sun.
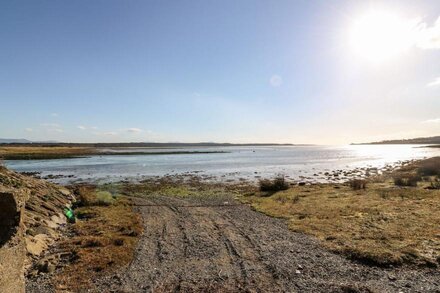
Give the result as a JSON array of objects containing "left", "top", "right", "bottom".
[{"left": 349, "top": 11, "right": 417, "bottom": 64}]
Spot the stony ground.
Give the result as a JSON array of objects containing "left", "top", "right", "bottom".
[{"left": 93, "top": 194, "right": 439, "bottom": 293}]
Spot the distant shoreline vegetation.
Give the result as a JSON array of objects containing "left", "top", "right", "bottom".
[
  {"left": 0, "top": 149, "right": 230, "bottom": 160},
  {"left": 352, "top": 135, "right": 440, "bottom": 145},
  {"left": 0, "top": 141, "right": 300, "bottom": 147},
  {"left": 0, "top": 142, "right": 312, "bottom": 161}
]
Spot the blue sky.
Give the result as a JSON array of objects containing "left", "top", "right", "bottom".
[{"left": 1, "top": 0, "right": 440, "bottom": 144}]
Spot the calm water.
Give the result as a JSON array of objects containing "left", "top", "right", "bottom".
[{"left": 5, "top": 145, "right": 440, "bottom": 184}]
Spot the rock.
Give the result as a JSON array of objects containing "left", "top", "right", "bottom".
[
  {"left": 25, "top": 234, "right": 51, "bottom": 256},
  {"left": 57, "top": 187, "right": 71, "bottom": 196}
]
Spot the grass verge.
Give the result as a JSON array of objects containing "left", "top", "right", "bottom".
[
  {"left": 242, "top": 157, "right": 440, "bottom": 267},
  {"left": 52, "top": 185, "right": 142, "bottom": 292}
]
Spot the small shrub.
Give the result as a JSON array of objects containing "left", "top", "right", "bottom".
[
  {"left": 259, "top": 175, "right": 289, "bottom": 192},
  {"left": 76, "top": 186, "right": 115, "bottom": 206},
  {"left": 348, "top": 179, "right": 367, "bottom": 190},
  {"left": 393, "top": 175, "right": 421, "bottom": 187},
  {"left": 417, "top": 158, "right": 440, "bottom": 176},
  {"left": 96, "top": 191, "right": 115, "bottom": 206}
]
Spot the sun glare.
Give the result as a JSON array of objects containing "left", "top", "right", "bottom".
[{"left": 349, "top": 11, "right": 418, "bottom": 64}]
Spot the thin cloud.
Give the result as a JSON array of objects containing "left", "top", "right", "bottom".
[
  {"left": 77, "top": 125, "right": 98, "bottom": 131},
  {"left": 422, "top": 118, "right": 440, "bottom": 123},
  {"left": 270, "top": 75, "right": 283, "bottom": 87},
  {"left": 25, "top": 128, "right": 33, "bottom": 132},
  {"left": 51, "top": 113, "right": 59, "bottom": 117},
  {"left": 427, "top": 77, "right": 440, "bottom": 87},
  {"left": 127, "top": 128, "right": 143, "bottom": 133}
]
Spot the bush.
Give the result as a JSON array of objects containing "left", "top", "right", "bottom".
[
  {"left": 259, "top": 176, "right": 289, "bottom": 192},
  {"left": 417, "top": 158, "right": 440, "bottom": 176},
  {"left": 348, "top": 179, "right": 367, "bottom": 190},
  {"left": 76, "top": 186, "right": 115, "bottom": 206},
  {"left": 96, "top": 191, "right": 115, "bottom": 206},
  {"left": 393, "top": 175, "right": 421, "bottom": 187}
]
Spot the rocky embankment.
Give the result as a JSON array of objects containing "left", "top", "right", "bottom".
[{"left": 0, "top": 166, "right": 73, "bottom": 292}]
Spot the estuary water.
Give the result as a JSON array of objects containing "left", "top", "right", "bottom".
[{"left": 5, "top": 145, "right": 440, "bottom": 184}]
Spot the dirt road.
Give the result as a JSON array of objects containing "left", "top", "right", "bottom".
[{"left": 96, "top": 195, "right": 439, "bottom": 292}]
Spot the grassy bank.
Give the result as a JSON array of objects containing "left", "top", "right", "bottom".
[
  {"left": 0, "top": 146, "right": 227, "bottom": 160},
  {"left": 52, "top": 185, "right": 142, "bottom": 292},
  {"left": 242, "top": 157, "right": 440, "bottom": 267}
]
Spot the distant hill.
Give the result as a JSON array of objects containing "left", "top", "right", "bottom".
[
  {"left": 0, "top": 140, "right": 299, "bottom": 147},
  {"left": 0, "top": 138, "right": 32, "bottom": 144},
  {"left": 354, "top": 136, "right": 440, "bottom": 145}
]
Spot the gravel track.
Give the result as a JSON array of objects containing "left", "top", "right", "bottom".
[{"left": 93, "top": 195, "right": 440, "bottom": 292}]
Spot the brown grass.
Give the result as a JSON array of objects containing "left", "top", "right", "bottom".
[
  {"left": 53, "top": 186, "right": 142, "bottom": 292},
  {"left": 0, "top": 146, "right": 95, "bottom": 160},
  {"left": 243, "top": 158, "right": 440, "bottom": 267}
]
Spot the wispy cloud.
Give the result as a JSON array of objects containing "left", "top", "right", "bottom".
[
  {"left": 127, "top": 128, "right": 143, "bottom": 133},
  {"left": 25, "top": 128, "right": 33, "bottom": 132},
  {"left": 422, "top": 118, "right": 440, "bottom": 123},
  {"left": 416, "top": 16, "right": 440, "bottom": 49},
  {"left": 427, "top": 77, "right": 440, "bottom": 87},
  {"left": 270, "top": 75, "right": 283, "bottom": 87},
  {"left": 51, "top": 113, "right": 59, "bottom": 117},
  {"left": 78, "top": 125, "right": 99, "bottom": 131}
]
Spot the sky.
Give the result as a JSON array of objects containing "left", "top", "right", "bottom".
[{"left": 1, "top": 0, "right": 440, "bottom": 144}]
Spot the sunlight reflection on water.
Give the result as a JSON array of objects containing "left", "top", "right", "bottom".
[{"left": 5, "top": 145, "right": 440, "bottom": 184}]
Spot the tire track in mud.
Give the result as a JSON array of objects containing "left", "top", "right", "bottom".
[{"left": 216, "top": 208, "right": 286, "bottom": 290}]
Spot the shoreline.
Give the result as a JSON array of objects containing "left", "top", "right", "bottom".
[{"left": 16, "top": 157, "right": 424, "bottom": 186}]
